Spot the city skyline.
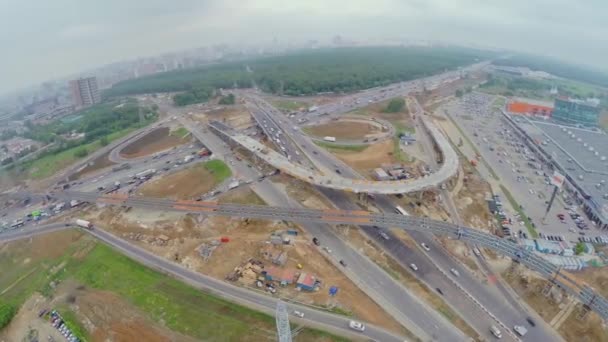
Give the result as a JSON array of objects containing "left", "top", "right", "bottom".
[{"left": 1, "top": 0, "right": 607, "bottom": 96}]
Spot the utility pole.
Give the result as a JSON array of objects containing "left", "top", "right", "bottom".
[{"left": 276, "top": 301, "right": 292, "bottom": 342}]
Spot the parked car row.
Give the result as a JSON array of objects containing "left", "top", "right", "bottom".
[{"left": 48, "top": 309, "right": 80, "bottom": 342}]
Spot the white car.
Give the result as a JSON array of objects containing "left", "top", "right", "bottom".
[
  {"left": 421, "top": 243, "right": 430, "bottom": 251},
  {"left": 410, "top": 263, "right": 418, "bottom": 271},
  {"left": 450, "top": 268, "right": 460, "bottom": 277},
  {"left": 293, "top": 310, "right": 304, "bottom": 318},
  {"left": 348, "top": 320, "right": 365, "bottom": 332}
]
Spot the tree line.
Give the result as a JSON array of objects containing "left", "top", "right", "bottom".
[
  {"left": 105, "top": 47, "right": 495, "bottom": 106},
  {"left": 493, "top": 55, "right": 608, "bottom": 89}
]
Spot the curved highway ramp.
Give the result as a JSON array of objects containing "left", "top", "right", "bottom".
[{"left": 209, "top": 117, "right": 458, "bottom": 194}]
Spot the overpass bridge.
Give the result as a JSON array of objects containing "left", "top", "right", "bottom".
[
  {"left": 208, "top": 116, "right": 459, "bottom": 195},
  {"left": 54, "top": 190, "right": 608, "bottom": 322}
]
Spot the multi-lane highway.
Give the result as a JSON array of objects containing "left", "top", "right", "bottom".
[
  {"left": 48, "top": 191, "right": 608, "bottom": 325},
  {"left": 0, "top": 223, "right": 405, "bottom": 342},
  {"left": 239, "top": 92, "right": 563, "bottom": 342},
  {"left": 209, "top": 117, "right": 459, "bottom": 194},
  {"left": 1, "top": 60, "right": 587, "bottom": 342},
  {"left": 177, "top": 112, "right": 465, "bottom": 341}
]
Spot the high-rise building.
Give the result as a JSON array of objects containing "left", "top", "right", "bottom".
[
  {"left": 552, "top": 97, "right": 600, "bottom": 127},
  {"left": 69, "top": 77, "right": 101, "bottom": 108}
]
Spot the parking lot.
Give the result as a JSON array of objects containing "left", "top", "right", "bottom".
[{"left": 446, "top": 92, "right": 598, "bottom": 246}]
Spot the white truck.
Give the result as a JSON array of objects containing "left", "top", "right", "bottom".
[
  {"left": 323, "top": 136, "right": 336, "bottom": 142},
  {"left": 70, "top": 200, "right": 81, "bottom": 208},
  {"left": 513, "top": 325, "right": 527, "bottom": 337},
  {"left": 228, "top": 180, "right": 240, "bottom": 190},
  {"left": 184, "top": 155, "right": 194, "bottom": 163},
  {"left": 135, "top": 168, "right": 156, "bottom": 180},
  {"left": 75, "top": 219, "right": 93, "bottom": 230}
]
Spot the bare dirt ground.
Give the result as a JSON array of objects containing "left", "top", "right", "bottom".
[
  {"left": 577, "top": 267, "right": 608, "bottom": 298},
  {"left": 1, "top": 293, "right": 67, "bottom": 342},
  {"left": 218, "top": 186, "right": 265, "bottom": 205},
  {"left": 502, "top": 265, "right": 563, "bottom": 321},
  {"left": 329, "top": 140, "right": 411, "bottom": 174},
  {"left": 279, "top": 175, "right": 335, "bottom": 210},
  {"left": 0, "top": 280, "right": 196, "bottom": 342},
  {"left": 55, "top": 281, "right": 197, "bottom": 342},
  {"left": 120, "top": 127, "right": 190, "bottom": 159},
  {"left": 305, "top": 120, "right": 381, "bottom": 140},
  {"left": 84, "top": 203, "right": 406, "bottom": 335},
  {"left": 351, "top": 98, "right": 414, "bottom": 139},
  {"left": 204, "top": 105, "right": 253, "bottom": 130},
  {"left": 502, "top": 264, "right": 608, "bottom": 341},
  {"left": 69, "top": 150, "right": 115, "bottom": 181},
  {"left": 137, "top": 162, "right": 219, "bottom": 200},
  {"left": 453, "top": 158, "right": 495, "bottom": 231}
]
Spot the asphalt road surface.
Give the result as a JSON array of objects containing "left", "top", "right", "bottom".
[{"left": 0, "top": 223, "right": 405, "bottom": 342}]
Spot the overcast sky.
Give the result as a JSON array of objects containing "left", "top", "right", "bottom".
[{"left": 1, "top": 0, "right": 606, "bottom": 95}]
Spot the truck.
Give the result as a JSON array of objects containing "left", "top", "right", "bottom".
[
  {"left": 70, "top": 200, "right": 81, "bottom": 208},
  {"left": 75, "top": 219, "right": 93, "bottom": 230},
  {"left": 323, "top": 136, "right": 336, "bottom": 142},
  {"left": 184, "top": 155, "right": 194, "bottom": 163},
  {"left": 228, "top": 180, "right": 240, "bottom": 190},
  {"left": 513, "top": 325, "right": 527, "bottom": 337},
  {"left": 135, "top": 169, "right": 156, "bottom": 180},
  {"left": 112, "top": 163, "right": 131, "bottom": 172}
]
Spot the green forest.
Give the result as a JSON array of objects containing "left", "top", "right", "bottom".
[{"left": 105, "top": 47, "right": 495, "bottom": 105}]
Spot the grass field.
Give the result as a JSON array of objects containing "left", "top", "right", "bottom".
[
  {"left": 23, "top": 128, "right": 137, "bottom": 180},
  {"left": 139, "top": 159, "right": 231, "bottom": 199},
  {"left": 203, "top": 159, "right": 232, "bottom": 182},
  {"left": 271, "top": 100, "right": 307, "bottom": 112},
  {"left": 0, "top": 231, "right": 349, "bottom": 341},
  {"left": 170, "top": 127, "right": 190, "bottom": 139},
  {"left": 67, "top": 244, "right": 276, "bottom": 341},
  {"left": 392, "top": 138, "right": 412, "bottom": 163},
  {"left": 314, "top": 141, "right": 367, "bottom": 152}
]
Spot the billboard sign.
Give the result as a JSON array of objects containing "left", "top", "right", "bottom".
[{"left": 551, "top": 171, "right": 565, "bottom": 188}]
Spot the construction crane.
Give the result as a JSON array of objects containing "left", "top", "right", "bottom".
[{"left": 276, "top": 300, "right": 292, "bottom": 342}]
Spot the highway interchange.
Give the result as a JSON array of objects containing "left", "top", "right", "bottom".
[{"left": 1, "top": 62, "right": 603, "bottom": 342}]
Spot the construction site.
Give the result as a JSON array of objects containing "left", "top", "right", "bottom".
[{"left": 73, "top": 192, "right": 408, "bottom": 336}]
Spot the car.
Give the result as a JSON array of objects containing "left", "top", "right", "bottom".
[
  {"left": 348, "top": 320, "right": 365, "bottom": 332},
  {"left": 421, "top": 243, "right": 430, "bottom": 251},
  {"left": 339, "top": 260, "right": 347, "bottom": 267},
  {"left": 293, "top": 310, "right": 304, "bottom": 318},
  {"left": 410, "top": 263, "right": 418, "bottom": 271},
  {"left": 312, "top": 237, "right": 320, "bottom": 246},
  {"left": 379, "top": 231, "right": 390, "bottom": 240},
  {"left": 450, "top": 268, "right": 460, "bottom": 277},
  {"left": 436, "top": 288, "right": 444, "bottom": 295},
  {"left": 525, "top": 317, "right": 536, "bottom": 327}
]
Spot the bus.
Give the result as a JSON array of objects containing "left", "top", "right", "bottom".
[{"left": 395, "top": 205, "right": 409, "bottom": 216}]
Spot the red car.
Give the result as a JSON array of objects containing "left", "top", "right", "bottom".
[{"left": 557, "top": 213, "right": 565, "bottom": 220}]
